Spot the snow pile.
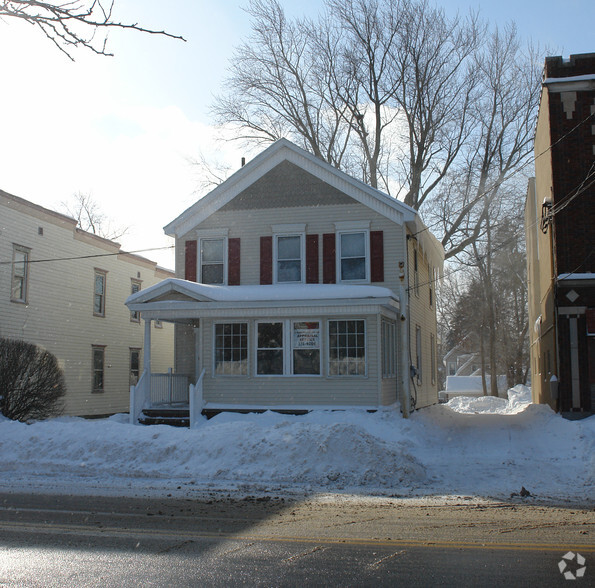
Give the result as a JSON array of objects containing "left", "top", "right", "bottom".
[{"left": 0, "top": 388, "right": 593, "bottom": 504}]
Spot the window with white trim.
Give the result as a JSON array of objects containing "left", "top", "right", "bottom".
[
  {"left": 328, "top": 319, "right": 366, "bottom": 376},
  {"left": 130, "top": 348, "right": 141, "bottom": 385},
  {"left": 338, "top": 231, "right": 368, "bottom": 282},
  {"left": 430, "top": 333, "right": 436, "bottom": 385},
  {"left": 381, "top": 320, "right": 396, "bottom": 378},
  {"left": 11, "top": 244, "right": 30, "bottom": 303},
  {"left": 275, "top": 234, "right": 303, "bottom": 283},
  {"left": 200, "top": 237, "right": 226, "bottom": 284},
  {"left": 215, "top": 323, "right": 248, "bottom": 376},
  {"left": 256, "top": 320, "right": 321, "bottom": 376}
]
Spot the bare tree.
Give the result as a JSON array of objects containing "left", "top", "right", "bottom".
[
  {"left": 62, "top": 191, "right": 129, "bottom": 241},
  {"left": 0, "top": 0, "right": 184, "bottom": 59},
  {"left": 0, "top": 338, "right": 65, "bottom": 422}
]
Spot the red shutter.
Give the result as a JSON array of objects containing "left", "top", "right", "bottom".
[
  {"left": 322, "top": 233, "right": 336, "bottom": 284},
  {"left": 260, "top": 236, "right": 273, "bottom": 284},
  {"left": 228, "top": 238, "right": 241, "bottom": 285},
  {"left": 306, "top": 234, "right": 319, "bottom": 284},
  {"left": 185, "top": 240, "right": 197, "bottom": 282},
  {"left": 370, "top": 230, "right": 384, "bottom": 282}
]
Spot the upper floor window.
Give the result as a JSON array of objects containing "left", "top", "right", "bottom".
[
  {"left": 200, "top": 238, "right": 226, "bottom": 284},
  {"left": 94, "top": 270, "right": 107, "bottom": 316},
  {"left": 275, "top": 234, "right": 304, "bottom": 283},
  {"left": 338, "top": 231, "right": 368, "bottom": 282},
  {"left": 130, "top": 280, "right": 141, "bottom": 322},
  {"left": 11, "top": 245, "right": 30, "bottom": 303},
  {"left": 415, "top": 325, "right": 422, "bottom": 384},
  {"left": 413, "top": 249, "right": 419, "bottom": 297}
]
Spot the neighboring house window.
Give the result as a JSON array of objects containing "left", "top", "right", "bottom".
[
  {"left": 11, "top": 245, "right": 30, "bottom": 303},
  {"left": 214, "top": 323, "right": 248, "bottom": 376},
  {"left": 154, "top": 320, "right": 163, "bottom": 329},
  {"left": 429, "top": 266, "right": 434, "bottom": 307},
  {"left": 448, "top": 362, "right": 456, "bottom": 376},
  {"left": 382, "top": 321, "right": 396, "bottom": 378},
  {"left": 257, "top": 322, "right": 284, "bottom": 375},
  {"left": 431, "top": 333, "right": 436, "bottom": 385},
  {"left": 415, "top": 325, "right": 422, "bottom": 384},
  {"left": 130, "top": 280, "right": 141, "bottom": 322},
  {"left": 328, "top": 319, "right": 366, "bottom": 376},
  {"left": 92, "top": 346, "right": 105, "bottom": 392},
  {"left": 94, "top": 270, "right": 107, "bottom": 316},
  {"left": 130, "top": 348, "right": 141, "bottom": 385},
  {"left": 413, "top": 249, "right": 419, "bottom": 297},
  {"left": 275, "top": 234, "right": 304, "bottom": 283},
  {"left": 292, "top": 321, "right": 320, "bottom": 375},
  {"left": 338, "top": 231, "right": 368, "bottom": 282},
  {"left": 200, "top": 238, "right": 226, "bottom": 284}
]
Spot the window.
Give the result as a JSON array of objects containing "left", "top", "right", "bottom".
[
  {"left": 382, "top": 321, "right": 396, "bottom": 378},
  {"left": 275, "top": 234, "right": 303, "bottom": 283},
  {"left": 257, "top": 322, "right": 284, "bottom": 375},
  {"left": 92, "top": 346, "right": 105, "bottom": 392},
  {"left": 255, "top": 320, "right": 321, "bottom": 376},
  {"left": 11, "top": 245, "right": 30, "bottom": 302},
  {"left": 215, "top": 323, "right": 248, "bottom": 376},
  {"left": 338, "top": 231, "right": 367, "bottom": 282},
  {"left": 328, "top": 320, "right": 366, "bottom": 376},
  {"left": 130, "top": 280, "right": 141, "bottom": 322},
  {"left": 415, "top": 325, "right": 422, "bottom": 384},
  {"left": 429, "top": 266, "right": 434, "bottom": 307},
  {"left": 430, "top": 333, "right": 436, "bottom": 385},
  {"left": 200, "top": 238, "right": 226, "bottom": 284},
  {"left": 413, "top": 249, "right": 419, "bottom": 297},
  {"left": 130, "top": 348, "right": 141, "bottom": 385},
  {"left": 448, "top": 362, "right": 456, "bottom": 376},
  {"left": 292, "top": 321, "right": 320, "bottom": 375},
  {"left": 94, "top": 270, "right": 106, "bottom": 316},
  {"left": 154, "top": 320, "right": 163, "bottom": 329}
]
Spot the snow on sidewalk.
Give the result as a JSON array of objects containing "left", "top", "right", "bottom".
[{"left": 0, "top": 386, "right": 593, "bottom": 503}]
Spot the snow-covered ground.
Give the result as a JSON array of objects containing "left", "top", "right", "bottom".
[{"left": 0, "top": 386, "right": 593, "bottom": 504}]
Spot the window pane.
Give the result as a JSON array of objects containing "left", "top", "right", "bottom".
[
  {"left": 202, "top": 239, "right": 224, "bottom": 263},
  {"left": 94, "top": 274, "right": 104, "bottom": 295},
  {"left": 257, "top": 350, "right": 283, "bottom": 375},
  {"left": 258, "top": 323, "right": 283, "bottom": 349},
  {"left": 202, "top": 263, "right": 224, "bottom": 284},
  {"left": 278, "top": 260, "right": 301, "bottom": 282},
  {"left": 293, "top": 349, "right": 320, "bottom": 375},
  {"left": 277, "top": 236, "right": 300, "bottom": 260},
  {"left": 341, "top": 257, "right": 366, "bottom": 281},
  {"left": 341, "top": 232, "right": 365, "bottom": 257}
]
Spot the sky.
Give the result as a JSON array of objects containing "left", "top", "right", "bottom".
[{"left": 0, "top": 0, "right": 593, "bottom": 269}]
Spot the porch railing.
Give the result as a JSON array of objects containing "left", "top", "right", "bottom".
[
  {"left": 150, "top": 369, "right": 189, "bottom": 406},
  {"left": 189, "top": 369, "right": 206, "bottom": 428},
  {"left": 130, "top": 368, "right": 149, "bottom": 425}
]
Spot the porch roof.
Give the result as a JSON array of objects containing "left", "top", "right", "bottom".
[{"left": 126, "top": 278, "right": 400, "bottom": 321}]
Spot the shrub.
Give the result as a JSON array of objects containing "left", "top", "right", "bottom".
[{"left": 0, "top": 338, "right": 66, "bottom": 422}]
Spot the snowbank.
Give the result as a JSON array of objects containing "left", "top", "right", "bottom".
[{"left": 0, "top": 387, "right": 593, "bottom": 504}]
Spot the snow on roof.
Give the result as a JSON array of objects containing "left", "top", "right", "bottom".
[
  {"left": 558, "top": 273, "right": 595, "bottom": 281},
  {"left": 127, "top": 278, "right": 397, "bottom": 306},
  {"left": 544, "top": 74, "right": 595, "bottom": 84}
]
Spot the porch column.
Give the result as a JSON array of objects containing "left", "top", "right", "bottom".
[{"left": 144, "top": 318, "right": 152, "bottom": 374}]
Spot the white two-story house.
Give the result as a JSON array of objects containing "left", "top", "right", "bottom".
[{"left": 127, "top": 139, "right": 443, "bottom": 423}]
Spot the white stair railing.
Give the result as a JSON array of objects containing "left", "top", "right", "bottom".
[
  {"left": 129, "top": 368, "right": 149, "bottom": 425},
  {"left": 189, "top": 369, "right": 206, "bottom": 428}
]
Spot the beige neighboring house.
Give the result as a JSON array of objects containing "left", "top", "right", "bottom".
[
  {"left": 0, "top": 189, "right": 174, "bottom": 417},
  {"left": 127, "top": 139, "right": 443, "bottom": 424}
]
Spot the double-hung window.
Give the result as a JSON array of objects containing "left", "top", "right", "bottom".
[
  {"left": 415, "top": 325, "right": 422, "bottom": 384},
  {"left": 335, "top": 222, "right": 370, "bottom": 283},
  {"left": 130, "top": 280, "right": 141, "bottom": 322},
  {"left": 130, "top": 348, "right": 141, "bottom": 385},
  {"left": 92, "top": 346, "right": 105, "bottom": 392},
  {"left": 328, "top": 319, "right": 366, "bottom": 376},
  {"left": 215, "top": 323, "right": 248, "bottom": 375},
  {"left": 94, "top": 270, "right": 107, "bottom": 316},
  {"left": 11, "top": 245, "right": 30, "bottom": 303},
  {"left": 256, "top": 320, "right": 321, "bottom": 376},
  {"left": 381, "top": 321, "right": 396, "bottom": 378},
  {"left": 200, "top": 238, "right": 226, "bottom": 284},
  {"left": 272, "top": 225, "right": 305, "bottom": 283}
]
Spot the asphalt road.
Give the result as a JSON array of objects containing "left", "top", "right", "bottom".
[{"left": 0, "top": 492, "right": 593, "bottom": 587}]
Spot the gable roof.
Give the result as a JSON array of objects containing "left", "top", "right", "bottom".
[{"left": 165, "top": 138, "right": 444, "bottom": 269}]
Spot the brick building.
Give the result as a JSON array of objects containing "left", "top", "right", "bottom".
[{"left": 525, "top": 53, "right": 595, "bottom": 415}]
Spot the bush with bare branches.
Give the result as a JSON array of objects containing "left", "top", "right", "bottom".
[{"left": 0, "top": 338, "right": 66, "bottom": 422}]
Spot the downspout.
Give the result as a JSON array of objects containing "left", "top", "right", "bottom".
[{"left": 399, "top": 231, "right": 411, "bottom": 418}]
